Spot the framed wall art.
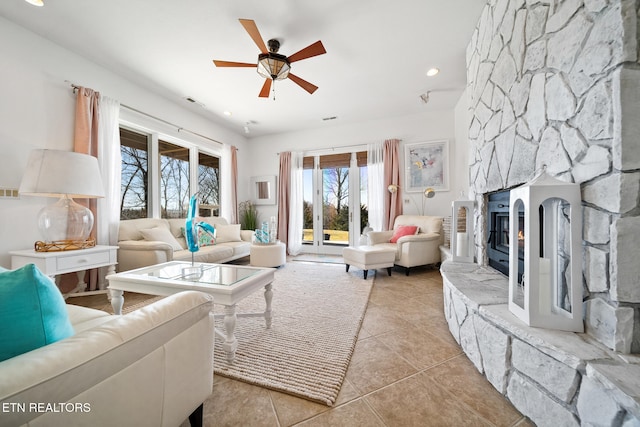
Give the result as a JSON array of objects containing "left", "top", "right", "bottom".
[
  {"left": 250, "top": 175, "right": 277, "bottom": 205},
  {"left": 404, "top": 140, "right": 449, "bottom": 192}
]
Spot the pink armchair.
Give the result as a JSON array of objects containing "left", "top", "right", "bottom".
[{"left": 368, "top": 215, "right": 444, "bottom": 275}]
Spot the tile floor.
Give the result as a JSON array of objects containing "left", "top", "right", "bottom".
[{"left": 198, "top": 263, "right": 534, "bottom": 427}]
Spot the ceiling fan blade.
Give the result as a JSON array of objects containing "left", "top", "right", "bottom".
[
  {"left": 259, "top": 79, "right": 272, "bottom": 98},
  {"left": 288, "top": 73, "right": 318, "bottom": 94},
  {"left": 213, "top": 60, "right": 256, "bottom": 68},
  {"left": 287, "top": 41, "right": 327, "bottom": 63},
  {"left": 239, "top": 19, "right": 268, "bottom": 54}
]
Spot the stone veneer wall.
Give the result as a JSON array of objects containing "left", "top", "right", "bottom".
[{"left": 466, "top": 0, "right": 640, "bottom": 353}]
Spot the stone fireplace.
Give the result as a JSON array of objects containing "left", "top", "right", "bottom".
[
  {"left": 440, "top": 0, "right": 640, "bottom": 424},
  {"left": 467, "top": 0, "right": 640, "bottom": 355}
]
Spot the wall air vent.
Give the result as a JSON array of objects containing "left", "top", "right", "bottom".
[{"left": 184, "top": 97, "right": 205, "bottom": 108}]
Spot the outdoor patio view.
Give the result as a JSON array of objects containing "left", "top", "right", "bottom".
[{"left": 303, "top": 153, "right": 368, "bottom": 248}]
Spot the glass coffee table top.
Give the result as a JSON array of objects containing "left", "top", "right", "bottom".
[{"left": 141, "top": 263, "right": 260, "bottom": 286}]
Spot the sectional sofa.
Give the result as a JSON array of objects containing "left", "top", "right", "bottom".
[{"left": 117, "top": 217, "right": 253, "bottom": 272}]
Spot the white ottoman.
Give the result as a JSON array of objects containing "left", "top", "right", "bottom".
[
  {"left": 342, "top": 246, "right": 396, "bottom": 280},
  {"left": 250, "top": 241, "right": 286, "bottom": 267}
]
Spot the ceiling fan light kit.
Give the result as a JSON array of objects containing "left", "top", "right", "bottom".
[
  {"left": 257, "top": 39, "right": 291, "bottom": 80},
  {"left": 213, "top": 19, "right": 326, "bottom": 98}
]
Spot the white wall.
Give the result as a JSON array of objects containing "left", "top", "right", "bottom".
[
  {"left": 246, "top": 105, "right": 467, "bottom": 225},
  {"left": 0, "top": 17, "right": 248, "bottom": 268},
  {"left": 453, "top": 88, "right": 471, "bottom": 196}
]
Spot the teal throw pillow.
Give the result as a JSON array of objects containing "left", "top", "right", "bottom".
[
  {"left": 181, "top": 226, "right": 216, "bottom": 247},
  {"left": 0, "top": 264, "right": 75, "bottom": 362}
]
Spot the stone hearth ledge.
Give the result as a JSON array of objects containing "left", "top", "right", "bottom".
[{"left": 440, "top": 260, "right": 640, "bottom": 426}]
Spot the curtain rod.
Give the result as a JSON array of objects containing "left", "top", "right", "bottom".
[
  {"left": 276, "top": 140, "right": 396, "bottom": 156},
  {"left": 69, "top": 82, "right": 224, "bottom": 147}
]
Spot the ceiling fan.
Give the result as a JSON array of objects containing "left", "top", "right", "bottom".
[{"left": 213, "top": 19, "right": 327, "bottom": 98}]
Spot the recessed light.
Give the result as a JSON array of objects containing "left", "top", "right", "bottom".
[
  {"left": 426, "top": 68, "right": 440, "bottom": 77},
  {"left": 223, "top": 111, "right": 232, "bottom": 116},
  {"left": 24, "top": 0, "right": 44, "bottom": 6}
]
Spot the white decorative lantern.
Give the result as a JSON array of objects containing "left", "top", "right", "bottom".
[
  {"left": 451, "top": 199, "right": 474, "bottom": 263},
  {"left": 508, "top": 172, "right": 583, "bottom": 332}
]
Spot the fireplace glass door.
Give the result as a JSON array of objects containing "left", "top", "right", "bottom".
[{"left": 487, "top": 191, "right": 524, "bottom": 282}]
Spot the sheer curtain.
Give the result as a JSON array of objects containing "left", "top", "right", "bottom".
[
  {"left": 96, "top": 96, "right": 121, "bottom": 254},
  {"left": 288, "top": 151, "right": 304, "bottom": 255},
  {"left": 367, "top": 142, "right": 384, "bottom": 232}
]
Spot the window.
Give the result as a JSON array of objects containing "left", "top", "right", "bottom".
[
  {"left": 198, "top": 151, "right": 220, "bottom": 217},
  {"left": 120, "top": 128, "right": 149, "bottom": 219},
  {"left": 159, "top": 140, "right": 190, "bottom": 218},
  {"left": 119, "top": 127, "right": 221, "bottom": 220}
]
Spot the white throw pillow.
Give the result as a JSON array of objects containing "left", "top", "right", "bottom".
[
  {"left": 215, "top": 224, "right": 242, "bottom": 243},
  {"left": 139, "top": 227, "right": 183, "bottom": 251}
]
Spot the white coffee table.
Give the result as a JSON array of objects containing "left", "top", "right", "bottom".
[{"left": 106, "top": 261, "right": 276, "bottom": 362}]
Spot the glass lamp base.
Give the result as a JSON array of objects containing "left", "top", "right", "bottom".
[{"left": 37, "top": 196, "right": 94, "bottom": 242}]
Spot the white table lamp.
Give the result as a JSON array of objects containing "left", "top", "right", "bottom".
[{"left": 19, "top": 149, "right": 105, "bottom": 251}]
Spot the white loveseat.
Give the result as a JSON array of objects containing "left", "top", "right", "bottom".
[
  {"left": 117, "top": 217, "right": 253, "bottom": 272},
  {"left": 368, "top": 215, "right": 444, "bottom": 275},
  {"left": 0, "top": 291, "right": 214, "bottom": 427}
]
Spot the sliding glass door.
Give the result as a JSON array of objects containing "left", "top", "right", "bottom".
[{"left": 302, "top": 151, "right": 367, "bottom": 255}]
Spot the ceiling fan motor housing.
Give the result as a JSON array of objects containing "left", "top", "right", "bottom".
[{"left": 267, "top": 39, "right": 281, "bottom": 53}]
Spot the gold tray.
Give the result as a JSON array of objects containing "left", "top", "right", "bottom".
[{"left": 34, "top": 238, "right": 96, "bottom": 252}]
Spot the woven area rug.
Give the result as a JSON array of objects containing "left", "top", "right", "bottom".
[
  {"left": 213, "top": 261, "right": 373, "bottom": 406},
  {"left": 291, "top": 254, "right": 345, "bottom": 264}
]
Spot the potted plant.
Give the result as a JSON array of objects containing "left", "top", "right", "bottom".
[{"left": 239, "top": 200, "right": 258, "bottom": 231}]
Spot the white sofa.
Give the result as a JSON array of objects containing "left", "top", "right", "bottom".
[
  {"left": 368, "top": 215, "right": 444, "bottom": 275},
  {"left": 0, "top": 291, "right": 214, "bottom": 427},
  {"left": 117, "top": 217, "right": 253, "bottom": 272}
]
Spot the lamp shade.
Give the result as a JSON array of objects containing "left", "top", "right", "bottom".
[
  {"left": 19, "top": 149, "right": 105, "bottom": 199},
  {"left": 424, "top": 187, "right": 435, "bottom": 198}
]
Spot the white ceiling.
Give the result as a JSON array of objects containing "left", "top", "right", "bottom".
[{"left": 0, "top": 0, "right": 486, "bottom": 138}]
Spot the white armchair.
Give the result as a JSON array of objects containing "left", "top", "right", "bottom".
[{"left": 368, "top": 215, "right": 443, "bottom": 275}]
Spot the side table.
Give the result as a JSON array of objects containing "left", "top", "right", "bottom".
[
  {"left": 250, "top": 241, "right": 286, "bottom": 268},
  {"left": 10, "top": 245, "right": 118, "bottom": 298}
]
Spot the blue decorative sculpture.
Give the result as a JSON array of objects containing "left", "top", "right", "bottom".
[
  {"left": 185, "top": 194, "right": 216, "bottom": 253},
  {"left": 183, "top": 195, "right": 215, "bottom": 280}
]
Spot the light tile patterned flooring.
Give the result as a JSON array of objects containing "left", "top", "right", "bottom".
[{"left": 198, "top": 263, "right": 534, "bottom": 427}]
